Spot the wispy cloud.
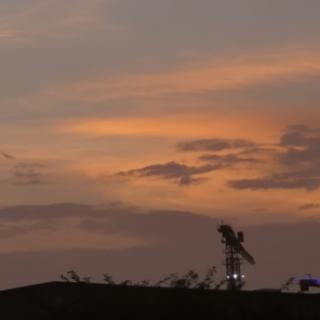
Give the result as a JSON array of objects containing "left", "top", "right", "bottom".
[
  {"left": 298, "top": 203, "right": 320, "bottom": 211},
  {"left": 0, "top": 0, "right": 110, "bottom": 44},
  {"left": 113, "top": 137, "right": 264, "bottom": 187},
  {"left": 0, "top": 151, "right": 51, "bottom": 186},
  {"left": 13, "top": 162, "right": 48, "bottom": 185},
  {"left": 199, "top": 153, "right": 262, "bottom": 165},
  {"left": 177, "top": 138, "right": 256, "bottom": 152},
  {"left": 58, "top": 113, "right": 277, "bottom": 139},
  {"left": 1, "top": 151, "right": 15, "bottom": 160},
  {"left": 117, "top": 161, "right": 223, "bottom": 186},
  {"left": 229, "top": 174, "right": 320, "bottom": 191},
  {"left": 0, "top": 203, "right": 149, "bottom": 253},
  {"left": 229, "top": 125, "right": 320, "bottom": 191},
  {"left": 48, "top": 50, "right": 320, "bottom": 102},
  {"left": 108, "top": 124, "right": 320, "bottom": 192}
]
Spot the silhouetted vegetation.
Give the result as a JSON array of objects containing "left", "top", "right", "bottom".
[
  {"left": 60, "top": 266, "right": 220, "bottom": 290},
  {"left": 281, "top": 277, "right": 295, "bottom": 291},
  {"left": 103, "top": 273, "right": 115, "bottom": 285},
  {"left": 60, "top": 270, "right": 91, "bottom": 284}
]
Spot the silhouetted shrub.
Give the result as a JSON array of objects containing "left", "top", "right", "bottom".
[
  {"left": 155, "top": 273, "right": 179, "bottom": 288},
  {"left": 281, "top": 277, "right": 295, "bottom": 291},
  {"left": 60, "top": 274, "right": 71, "bottom": 282},
  {"left": 60, "top": 270, "right": 91, "bottom": 283},
  {"left": 138, "top": 280, "right": 150, "bottom": 287},
  {"left": 103, "top": 274, "right": 115, "bottom": 285},
  {"left": 196, "top": 266, "right": 217, "bottom": 289},
  {"left": 67, "top": 270, "right": 81, "bottom": 282},
  {"left": 60, "top": 266, "right": 219, "bottom": 289},
  {"left": 155, "top": 266, "right": 217, "bottom": 289}
]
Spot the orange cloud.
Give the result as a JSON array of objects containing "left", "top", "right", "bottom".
[
  {"left": 58, "top": 113, "right": 282, "bottom": 140},
  {"left": 48, "top": 50, "right": 320, "bottom": 102}
]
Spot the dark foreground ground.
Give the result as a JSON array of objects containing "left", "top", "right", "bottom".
[{"left": 0, "top": 282, "right": 319, "bottom": 319}]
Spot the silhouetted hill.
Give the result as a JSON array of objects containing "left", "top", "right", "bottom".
[{"left": 0, "top": 282, "right": 320, "bottom": 319}]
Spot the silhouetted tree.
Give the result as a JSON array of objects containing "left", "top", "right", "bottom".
[
  {"left": 138, "top": 280, "right": 150, "bottom": 287},
  {"left": 170, "top": 270, "right": 201, "bottom": 289},
  {"left": 60, "top": 270, "right": 91, "bottom": 283},
  {"left": 60, "top": 274, "right": 71, "bottom": 282},
  {"left": 197, "top": 266, "right": 217, "bottom": 289},
  {"left": 281, "top": 277, "right": 295, "bottom": 292},
  {"left": 214, "top": 279, "right": 227, "bottom": 290},
  {"left": 184, "top": 270, "right": 200, "bottom": 288},
  {"left": 103, "top": 274, "right": 115, "bottom": 285},
  {"left": 119, "top": 280, "right": 133, "bottom": 286},
  {"left": 67, "top": 270, "right": 81, "bottom": 283},
  {"left": 156, "top": 273, "right": 179, "bottom": 287}
]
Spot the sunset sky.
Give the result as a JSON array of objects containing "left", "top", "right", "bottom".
[{"left": 1, "top": 0, "right": 320, "bottom": 290}]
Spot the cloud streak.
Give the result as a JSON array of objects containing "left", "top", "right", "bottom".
[
  {"left": 48, "top": 51, "right": 320, "bottom": 102},
  {"left": 0, "top": 151, "right": 52, "bottom": 186},
  {"left": 177, "top": 138, "right": 256, "bottom": 152},
  {"left": 117, "top": 161, "right": 223, "bottom": 186},
  {"left": 12, "top": 162, "right": 49, "bottom": 185},
  {"left": 109, "top": 124, "right": 320, "bottom": 192},
  {"left": 229, "top": 175, "right": 320, "bottom": 191},
  {"left": 0, "top": 202, "right": 220, "bottom": 254},
  {"left": 199, "top": 153, "right": 262, "bottom": 165},
  {"left": 58, "top": 113, "right": 276, "bottom": 139},
  {"left": 298, "top": 203, "right": 320, "bottom": 211},
  {"left": 1, "top": 151, "right": 15, "bottom": 160},
  {"left": 229, "top": 125, "right": 320, "bottom": 191},
  {"left": 0, "top": 0, "right": 108, "bottom": 44}
]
